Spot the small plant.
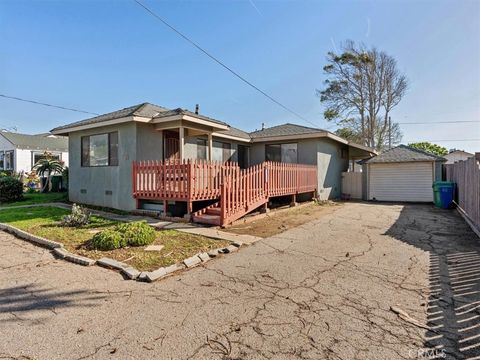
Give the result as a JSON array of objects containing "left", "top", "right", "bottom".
[
  {"left": 0, "top": 176, "right": 23, "bottom": 203},
  {"left": 117, "top": 221, "right": 156, "bottom": 247},
  {"left": 90, "top": 229, "right": 126, "bottom": 250},
  {"left": 90, "top": 221, "right": 156, "bottom": 251},
  {"left": 61, "top": 204, "right": 91, "bottom": 227}
]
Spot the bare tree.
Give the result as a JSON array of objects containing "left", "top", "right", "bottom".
[{"left": 318, "top": 40, "right": 407, "bottom": 151}]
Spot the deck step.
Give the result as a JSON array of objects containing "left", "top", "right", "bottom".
[
  {"left": 192, "top": 214, "right": 221, "bottom": 226},
  {"left": 206, "top": 207, "right": 221, "bottom": 216}
]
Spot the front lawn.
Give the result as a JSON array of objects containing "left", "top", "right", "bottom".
[
  {"left": 0, "top": 192, "right": 68, "bottom": 208},
  {"left": 0, "top": 206, "right": 229, "bottom": 271}
]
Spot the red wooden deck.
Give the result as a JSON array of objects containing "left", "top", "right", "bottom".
[{"left": 132, "top": 159, "right": 317, "bottom": 226}]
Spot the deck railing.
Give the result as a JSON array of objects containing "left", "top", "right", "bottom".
[{"left": 132, "top": 159, "right": 317, "bottom": 206}]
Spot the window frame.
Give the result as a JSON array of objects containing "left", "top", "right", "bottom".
[
  {"left": 81, "top": 132, "right": 119, "bottom": 167},
  {"left": 265, "top": 143, "right": 298, "bottom": 163},
  {"left": 3, "top": 150, "right": 14, "bottom": 170}
]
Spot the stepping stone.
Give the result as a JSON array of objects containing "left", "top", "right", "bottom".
[{"left": 144, "top": 245, "right": 165, "bottom": 252}]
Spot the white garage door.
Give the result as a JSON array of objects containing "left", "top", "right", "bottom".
[{"left": 369, "top": 162, "right": 433, "bottom": 202}]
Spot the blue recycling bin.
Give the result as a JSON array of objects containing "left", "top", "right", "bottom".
[{"left": 432, "top": 181, "right": 455, "bottom": 209}]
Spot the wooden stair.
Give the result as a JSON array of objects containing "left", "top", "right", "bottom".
[{"left": 192, "top": 202, "right": 222, "bottom": 226}]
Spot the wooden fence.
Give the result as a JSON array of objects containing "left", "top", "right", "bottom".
[{"left": 445, "top": 154, "right": 480, "bottom": 233}]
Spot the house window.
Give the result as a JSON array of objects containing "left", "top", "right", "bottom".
[
  {"left": 266, "top": 143, "right": 297, "bottom": 163},
  {"left": 0, "top": 152, "right": 4, "bottom": 170},
  {"left": 197, "top": 138, "right": 207, "bottom": 160},
  {"left": 81, "top": 132, "right": 118, "bottom": 167},
  {"left": 212, "top": 141, "right": 232, "bottom": 162},
  {"left": 4, "top": 151, "right": 14, "bottom": 170},
  {"left": 32, "top": 152, "right": 61, "bottom": 168}
]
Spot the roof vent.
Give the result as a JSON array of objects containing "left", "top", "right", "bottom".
[
  {"left": 261, "top": 122, "right": 265, "bottom": 130},
  {"left": 195, "top": 104, "right": 199, "bottom": 115}
]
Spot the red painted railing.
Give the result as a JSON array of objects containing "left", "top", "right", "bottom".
[{"left": 133, "top": 160, "right": 317, "bottom": 224}]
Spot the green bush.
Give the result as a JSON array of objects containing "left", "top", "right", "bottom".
[
  {"left": 0, "top": 176, "right": 24, "bottom": 203},
  {"left": 90, "top": 221, "right": 156, "bottom": 251},
  {"left": 117, "top": 221, "right": 156, "bottom": 247},
  {"left": 91, "top": 229, "right": 126, "bottom": 250}
]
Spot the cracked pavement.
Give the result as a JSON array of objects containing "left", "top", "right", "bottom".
[{"left": 0, "top": 202, "right": 479, "bottom": 359}]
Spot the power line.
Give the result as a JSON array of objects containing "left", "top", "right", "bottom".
[
  {"left": 133, "top": 0, "right": 320, "bottom": 128},
  {"left": 398, "top": 120, "right": 480, "bottom": 125},
  {"left": 410, "top": 139, "right": 480, "bottom": 142},
  {"left": 0, "top": 94, "right": 99, "bottom": 116}
]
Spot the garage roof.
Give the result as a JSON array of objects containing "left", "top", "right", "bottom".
[{"left": 360, "top": 145, "right": 446, "bottom": 164}]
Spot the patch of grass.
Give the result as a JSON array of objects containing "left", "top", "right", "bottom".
[
  {"left": 0, "top": 206, "right": 229, "bottom": 271},
  {"left": 0, "top": 192, "right": 68, "bottom": 208}
]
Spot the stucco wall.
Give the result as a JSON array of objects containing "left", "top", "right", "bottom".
[
  {"left": 136, "top": 123, "right": 163, "bottom": 161},
  {"left": 316, "top": 139, "right": 349, "bottom": 199},
  {"left": 68, "top": 122, "right": 137, "bottom": 211}
]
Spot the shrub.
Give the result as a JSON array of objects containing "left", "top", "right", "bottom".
[
  {"left": 90, "top": 229, "right": 126, "bottom": 250},
  {"left": 116, "top": 221, "right": 156, "bottom": 247},
  {"left": 90, "top": 221, "right": 156, "bottom": 251},
  {"left": 61, "top": 204, "right": 91, "bottom": 227},
  {"left": 0, "top": 176, "right": 23, "bottom": 203}
]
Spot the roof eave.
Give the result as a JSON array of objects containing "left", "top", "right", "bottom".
[{"left": 51, "top": 116, "right": 136, "bottom": 135}]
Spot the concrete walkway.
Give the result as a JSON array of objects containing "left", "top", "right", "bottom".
[{"left": 0, "top": 203, "right": 478, "bottom": 359}]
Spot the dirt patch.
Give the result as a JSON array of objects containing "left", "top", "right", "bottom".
[{"left": 225, "top": 201, "right": 341, "bottom": 238}]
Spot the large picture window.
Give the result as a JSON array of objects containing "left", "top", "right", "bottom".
[
  {"left": 266, "top": 143, "right": 297, "bottom": 163},
  {"left": 32, "top": 152, "right": 61, "bottom": 168},
  {"left": 81, "top": 132, "right": 118, "bottom": 167},
  {"left": 212, "top": 141, "right": 232, "bottom": 162}
]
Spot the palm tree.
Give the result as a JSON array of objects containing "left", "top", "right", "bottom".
[{"left": 33, "top": 152, "right": 64, "bottom": 193}]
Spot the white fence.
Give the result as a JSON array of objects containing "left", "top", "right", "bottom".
[{"left": 341, "top": 172, "right": 363, "bottom": 199}]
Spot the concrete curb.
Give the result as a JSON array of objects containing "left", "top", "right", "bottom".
[{"left": 0, "top": 222, "right": 63, "bottom": 249}]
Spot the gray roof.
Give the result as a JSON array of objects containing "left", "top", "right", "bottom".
[
  {"left": 0, "top": 132, "right": 68, "bottom": 152},
  {"left": 361, "top": 145, "right": 446, "bottom": 164},
  {"left": 216, "top": 126, "right": 251, "bottom": 140},
  {"left": 51, "top": 103, "right": 230, "bottom": 133},
  {"left": 249, "top": 123, "right": 326, "bottom": 139},
  {"left": 51, "top": 103, "right": 168, "bottom": 133},
  {"left": 153, "top": 108, "right": 228, "bottom": 126}
]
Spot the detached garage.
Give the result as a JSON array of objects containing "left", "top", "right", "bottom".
[{"left": 361, "top": 145, "right": 446, "bottom": 202}]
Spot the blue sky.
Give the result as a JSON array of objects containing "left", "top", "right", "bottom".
[{"left": 0, "top": 0, "right": 479, "bottom": 152}]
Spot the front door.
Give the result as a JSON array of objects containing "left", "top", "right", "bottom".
[{"left": 164, "top": 130, "right": 179, "bottom": 161}]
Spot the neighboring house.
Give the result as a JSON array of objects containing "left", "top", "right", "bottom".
[
  {"left": 360, "top": 145, "right": 446, "bottom": 202},
  {"left": 444, "top": 149, "right": 474, "bottom": 164},
  {"left": 0, "top": 131, "right": 69, "bottom": 174},
  {"left": 51, "top": 102, "right": 375, "bottom": 224}
]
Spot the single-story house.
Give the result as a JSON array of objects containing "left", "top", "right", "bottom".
[
  {"left": 51, "top": 102, "right": 375, "bottom": 225},
  {"left": 0, "top": 131, "right": 69, "bottom": 174},
  {"left": 443, "top": 149, "right": 474, "bottom": 164},
  {"left": 360, "top": 145, "right": 446, "bottom": 202}
]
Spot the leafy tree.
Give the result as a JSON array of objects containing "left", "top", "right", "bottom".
[
  {"left": 32, "top": 152, "right": 64, "bottom": 193},
  {"left": 408, "top": 142, "right": 448, "bottom": 156},
  {"left": 318, "top": 40, "right": 408, "bottom": 151}
]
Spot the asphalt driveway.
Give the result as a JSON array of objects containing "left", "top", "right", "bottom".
[{"left": 0, "top": 203, "right": 479, "bottom": 360}]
